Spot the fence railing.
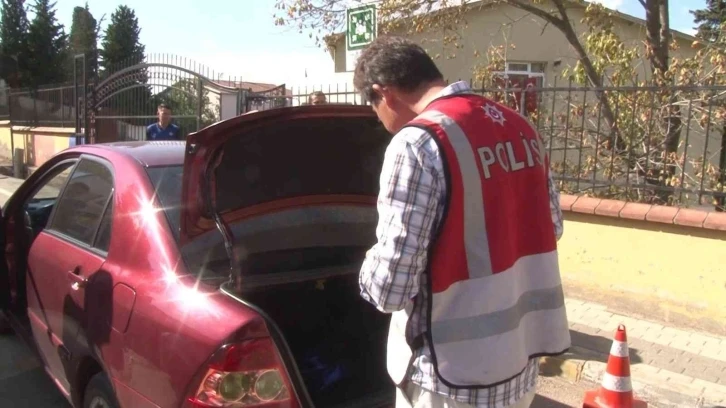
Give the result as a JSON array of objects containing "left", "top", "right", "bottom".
[
  {"left": 0, "top": 87, "right": 9, "bottom": 121},
  {"left": 0, "top": 83, "right": 77, "bottom": 127},
  {"left": 518, "top": 84, "right": 726, "bottom": 212},
  {"left": 282, "top": 82, "right": 726, "bottom": 211},
  {"left": 1, "top": 80, "right": 724, "bottom": 211}
]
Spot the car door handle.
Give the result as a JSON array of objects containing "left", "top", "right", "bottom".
[{"left": 67, "top": 267, "right": 88, "bottom": 290}]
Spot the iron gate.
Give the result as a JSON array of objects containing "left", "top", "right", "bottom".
[
  {"left": 241, "top": 84, "right": 290, "bottom": 113},
  {"left": 72, "top": 53, "right": 289, "bottom": 143}
]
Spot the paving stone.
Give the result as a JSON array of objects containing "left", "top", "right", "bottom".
[
  {"left": 699, "top": 342, "right": 725, "bottom": 362},
  {"left": 693, "top": 379, "right": 726, "bottom": 405},
  {"left": 566, "top": 298, "right": 726, "bottom": 387}
]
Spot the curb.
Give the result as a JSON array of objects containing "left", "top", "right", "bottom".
[
  {"left": 538, "top": 354, "right": 584, "bottom": 382},
  {"left": 538, "top": 346, "right": 726, "bottom": 408},
  {"left": 538, "top": 346, "right": 604, "bottom": 382}
]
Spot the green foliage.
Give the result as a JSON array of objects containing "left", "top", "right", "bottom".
[
  {"left": 67, "top": 3, "right": 99, "bottom": 79},
  {"left": 0, "top": 0, "right": 29, "bottom": 87},
  {"left": 546, "top": 3, "right": 726, "bottom": 207},
  {"left": 99, "top": 5, "right": 150, "bottom": 116},
  {"left": 26, "top": 0, "right": 67, "bottom": 86},
  {"left": 565, "top": 4, "right": 638, "bottom": 86},
  {"left": 689, "top": 1, "right": 726, "bottom": 209},
  {"left": 692, "top": 0, "right": 725, "bottom": 43},
  {"left": 100, "top": 5, "right": 145, "bottom": 73}
]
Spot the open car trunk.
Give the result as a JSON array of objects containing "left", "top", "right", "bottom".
[
  {"left": 179, "top": 106, "right": 397, "bottom": 407},
  {"left": 191, "top": 204, "right": 397, "bottom": 407},
  {"left": 236, "top": 250, "right": 394, "bottom": 407}
]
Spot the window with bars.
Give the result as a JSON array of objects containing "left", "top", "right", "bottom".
[{"left": 492, "top": 62, "right": 546, "bottom": 116}]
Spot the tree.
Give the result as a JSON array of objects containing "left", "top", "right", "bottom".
[
  {"left": 692, "top": 0, "right": 726, "bottom": 42},
  {"left": 689, "top": 1, "right": 725, "bottom": 210},
  {"left": 67, "top": 3, "right": 102, "bottom": 80},
  {"left": 99, "top": 5, "right": 150, "bottom": 116},
  {"left": 26, "top": 0, "right": 67, "bottom": 86},
  {"left": 99, "top": 5, "right": 145, "bottom": 73},
  {"left": 0, "top": 0, "right": 29, "bottom": 87},
  {"left": 273, "top": 0, "right": 653, "bottom": 146},
  {"left": 641, "top": 0, "right": 682, "bottom": 202},
  {"left": 274, "top": 0, "right": 705, "bottom": 205}
]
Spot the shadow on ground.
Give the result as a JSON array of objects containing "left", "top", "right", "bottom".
[
  {"left": 533, "top": 394, "right": 574, "bottom": 408},
  {"left": 570, "top": 329, "right": 643, "bottom": 365},
  {"left": 0, "top": 329, "right": 70, "bottom": 408},
  {"left": 0, "top": 367, "right": 70, "bottom": 408},
  {"left": 540, "top": 328, "right": 645, "bottom": 379}
]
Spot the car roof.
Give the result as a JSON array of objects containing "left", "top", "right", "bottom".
[{"left": 86, "top": 141, "right": 186, "bottom": 167}]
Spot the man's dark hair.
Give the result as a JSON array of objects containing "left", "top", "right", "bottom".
[
  {"left": 308, "top": 91, "right": 326, "bottom": 103},
  {"left": 353, "top": 36, "right": 443, "bottom": 103},
  {"left": 157, "top": 103, "right": 171, "bottom": 112}
]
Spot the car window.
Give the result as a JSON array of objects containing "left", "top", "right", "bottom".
[
  {"left": 50, "top": 158, "right": 114, "bottom": 245},
  {"left": 23, "top": 162, "right": 76, "bottom": 237},
  {"left": 145, "top": 165, "right": 183, "bottom": 239},
  {"left": 93, "top": 199, "right": 113, "bottom": 252}
]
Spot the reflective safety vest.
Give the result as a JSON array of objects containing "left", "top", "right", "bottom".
[{"left": 386, "top": 94, "right": 571, "bottom": 389}]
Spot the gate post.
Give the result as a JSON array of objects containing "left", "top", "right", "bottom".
[
  {"left": 7, "top": 87, "right": 15, "bottom": 166},
  {"left": 87, "top": 86, "right": 96, "bottom": 144},
  {"left": 239, "top": 89, "right": 249, "bottom": 114},
  {"left": 73, "top": 54, "right": 82, "bottom": 135},
  {"left": 73, "top": 53, "right": 88, "bottom": 143},
  {"left": 236, "top": 88, "right": 243, "bottom": 116},
  {"left": 197, "top": 78, "right": 203, "bottom": 131}
]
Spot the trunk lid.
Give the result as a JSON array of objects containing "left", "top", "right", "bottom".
[
  {"left": 180, "top": 106, "right": 395, "bottom": 407},
  {"left": 179, "top": 105, "right": 392, "bottom": 279}
]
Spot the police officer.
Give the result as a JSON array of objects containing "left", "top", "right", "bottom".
[{"left": 355, "top": 36, "right": 571, "bottom": 408}]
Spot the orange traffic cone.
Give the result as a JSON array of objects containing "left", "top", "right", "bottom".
[{"left": 583, "top": 324, "right": 647, "bottom": 408}]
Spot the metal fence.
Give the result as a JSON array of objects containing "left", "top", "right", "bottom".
[
  {"left": 0, "top": 86, "right": 9, "bottom": 121},
  {"left": 2, "top": 78, "right": 724, "bottom": 211},
  {"left": 517, "top": 83, "right": 726, "bottom": 211},
  {"left": 284, "top": 84, "right": 367, "bottom": 107},
  {"left": 0, "top": 83, "right": 76, "bottom": 127},
  {"left": 282, "top": 82, "right": 726, "bottom": 211}
]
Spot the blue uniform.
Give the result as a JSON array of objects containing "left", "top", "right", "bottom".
[{"left": 146, "top": 123, "right": 181, "bottom": 141}]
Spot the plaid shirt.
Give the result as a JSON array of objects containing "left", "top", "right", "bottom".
[{"left": 359, "top": 81, "right": 564, "bottom": 407}]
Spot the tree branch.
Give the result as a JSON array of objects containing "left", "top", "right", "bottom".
[
  {"left": 504, "top": 0, "right": 566, "bottom": 30},
  {"left": 506, "top": 0, "right": 618, "bottom": 142},
  {"left": 551, "top": 0, "right": 570, "bottom": 20},
  {"left": 95, "top": 13, "right": 106, "bottom": 38}
]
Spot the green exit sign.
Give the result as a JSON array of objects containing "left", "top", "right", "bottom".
[{"left": 346, "top": 4, "right": 377, "bottom": 51}]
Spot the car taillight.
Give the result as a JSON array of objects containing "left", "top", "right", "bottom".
[{"left": 187, "top": 338, "right": 299, "bottom": 408}]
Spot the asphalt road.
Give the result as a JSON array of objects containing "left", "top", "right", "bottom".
[
  {"left": 0, "top": 329, "right": 593, "bottom": 408},
  {"left": 0, "top": 330, "right": 71, "bottom": 407}
]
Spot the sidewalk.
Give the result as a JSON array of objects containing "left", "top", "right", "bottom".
[
  {"left": 0, "top": 174, "right": 25, "bottom": 207},
  {"left": 541, "top": 298, "right": 726, "bottom": 408}
]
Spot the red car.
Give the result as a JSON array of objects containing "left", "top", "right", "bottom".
[{"left": 0, "top": 105, "right": 395, "bottom": 408}]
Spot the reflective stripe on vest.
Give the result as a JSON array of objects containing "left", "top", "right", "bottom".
[{"left": 402, "top": 95, "right": 570, "bottom": 388}]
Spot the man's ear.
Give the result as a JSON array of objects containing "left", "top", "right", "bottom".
[{"left": 371, "top": 84, "right": 392, "bottom": 104}]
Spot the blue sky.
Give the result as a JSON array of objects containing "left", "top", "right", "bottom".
[
  {"left": 593, "top": 0, "right": 706, "bottom": 34},
  {"left": 50, "top": 0, "right": 707, "bottom": 87}
]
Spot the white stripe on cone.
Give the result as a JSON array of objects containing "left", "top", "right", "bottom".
[
  {"left": 600, "top": 372, "right": 633, "bottom": 392},
  {"left": 610, "top": 340, "right": 629, "bottom": 357}
]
